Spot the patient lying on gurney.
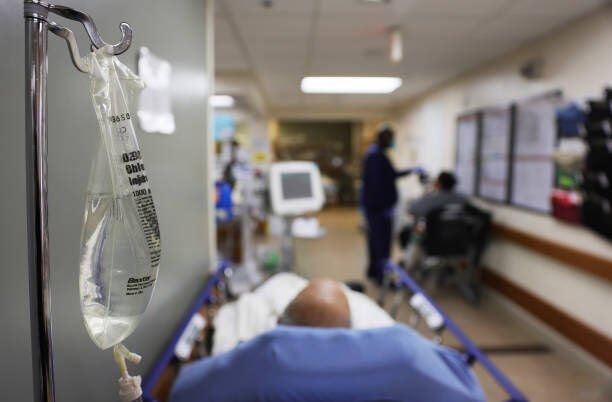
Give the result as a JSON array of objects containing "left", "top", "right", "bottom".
[
  {"left": 277, "top": 278, "right": 352, "bottom": 327},
  {"left": 211, "top": 273, "right": 394, "bottom": 355},
  {"left": 170, "top": 275, "right": 486, "bottom": 402}
]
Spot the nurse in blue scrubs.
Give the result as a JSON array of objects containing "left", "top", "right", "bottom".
[{"left": 361, "top": 126, "right": 419, "bottom": 284}]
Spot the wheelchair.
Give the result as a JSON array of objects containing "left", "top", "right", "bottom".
[{"left": 380, "top": 202, "right": 491, "bottom": 316}]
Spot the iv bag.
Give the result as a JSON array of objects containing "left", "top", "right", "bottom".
[{"left": 79, "top": 48, "right": 161, "bottom": 350}]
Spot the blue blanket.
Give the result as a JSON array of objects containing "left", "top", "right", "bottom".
[{"left": 170, "top": 324, "right": 485, "bottom": 402}]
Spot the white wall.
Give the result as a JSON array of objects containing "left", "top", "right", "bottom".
[{"left": 392, "top": 6, "right": 612, "bottom": 337}]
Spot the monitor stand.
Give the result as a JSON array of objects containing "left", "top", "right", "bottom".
[
  {"left": 279, "top": 214, "right": 326, "bottom": 272},
  {"left": 280, "top": 215, "right": 296, "bottom": 272}
]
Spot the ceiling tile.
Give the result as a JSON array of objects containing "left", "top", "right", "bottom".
[
  {"left": 474, "top": 14, "right": 572, "bottom": 42},
  {"left": 215, "top": 18, "right": 237, "bottom": 44},
  {"left": 224, "top": 0, "right": 317, "bottom": 17},
  {"left": 236, "top": 15, "right": 312, "bottom": 39},
  {"left": 503, "top": 0, "right": 608, "bottom": 17},
  {"left": 312, "top": 36, "right": 386, "bottom": 55},
  {"left": 215, "top": 0, "right": 609, "bottom": 114},
  {"left": 316, "top": 15, "right": 389, "bottom": 39},
  {"left": 260, "top": 74, "right": 301, "bottom": 90},
  {"left": 303, "top": 95, "right": 343, "bottom": 108},
  {"left": 402, "top": 0, "right": 510, "bottom": 17},
  {"left": 216, "top": 57, "right": 251, "bottom": 72},
  {"left": 319, "top": 0, "right": 398, "bottom": 18},
  {"left": 254, "top": 56, "right": 305, "bottom": 72},
  {"left": 215, "top": 40, "right": 241, "bottom": 58},
  {"left": 400, "top": 14, "right": 483, "bottom": 38},
  {"left": 215, "top": 17, "right": 249, "bottom": 71},
  {"left": 393, "top": 72, "right": 451, "bottom": 97},
  {"left": 246, "top": 37, "right": 309, "bottom": 61}
]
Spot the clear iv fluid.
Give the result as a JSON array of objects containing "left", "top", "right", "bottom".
[
  {"left": 80, "top": 49, "right": 161, "bottom": 350},
  {"left": 80, "top": 193, "right": 156, "bottom": 350}
]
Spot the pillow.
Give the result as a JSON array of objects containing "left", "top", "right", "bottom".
[{"left": 171, "top": 324, "right": 485, "bottom": 402}]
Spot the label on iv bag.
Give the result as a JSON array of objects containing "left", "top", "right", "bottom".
[
  {"left": 126, "top": 275, "right": 156, "bottom": 296},
  {"left": 121, "top": 150, "right": 162, "bottom": 268}
]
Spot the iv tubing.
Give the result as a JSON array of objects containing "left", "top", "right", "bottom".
[{"left": 114, "top": 344, "right": 144, "bottom": 402}]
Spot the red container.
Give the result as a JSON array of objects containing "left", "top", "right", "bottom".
[{"left": 551, "top": 189, "right": 582, "bottom": 224}]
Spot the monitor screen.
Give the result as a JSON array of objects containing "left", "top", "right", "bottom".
[{"left": 281, "top": 172, "right": 313, "bottom": 200}]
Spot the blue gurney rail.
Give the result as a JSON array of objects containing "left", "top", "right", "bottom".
[
  {"left": 384, "top": 261, "right": 529, "bottom": 402},
  {"left": 141, "top": 260, "right": 232, "bottom": 401}
]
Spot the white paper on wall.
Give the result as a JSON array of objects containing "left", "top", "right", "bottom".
[
  {"left": 511, "top": 94, "right": 561, "bottom": 212},
  {"left": 137, "top": 47, "right": 176, "bottom": 135},
  {"left": 455, "top": 115, "right": 478, "bottom": 195},
  {"left": 479, "top": 107, "right": 511, "bottom": 202}
]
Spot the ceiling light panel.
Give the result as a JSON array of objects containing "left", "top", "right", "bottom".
[{"left": 301, "top": 76, "right": 402, "bottom": 94}]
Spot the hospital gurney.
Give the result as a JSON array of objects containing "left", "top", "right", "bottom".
[
  {"left": 141, "top": 260, "right": 527, "bottom": 402},
  {"left": 381, "top": 261, "right": 529, "bottom": 402}
]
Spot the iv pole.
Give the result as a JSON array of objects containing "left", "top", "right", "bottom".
[{"left": 23, "top": 1, "right": 132, "bottom": 401}]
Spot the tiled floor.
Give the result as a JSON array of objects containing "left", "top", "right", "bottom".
[{"left": 293, "top": 208, "right": 612, "bottom": 402}]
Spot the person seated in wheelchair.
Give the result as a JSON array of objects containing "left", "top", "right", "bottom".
[
  {"left": 398, "top": 172, "right": 491, "bottom": 303},
  {"left": 399, "top": 171, "right": 469, "bottom": 250}
]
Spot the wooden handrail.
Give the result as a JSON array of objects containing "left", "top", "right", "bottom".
[
  {"left": 482, "top": 269, "right": 612, "bottom": 368},
  {"left": 492, "top": 223, "right": 612, "bottom": 283}
]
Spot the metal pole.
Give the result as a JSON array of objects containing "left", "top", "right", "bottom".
[{"left": 24, "top": 1, "right": 56, "bottom": 401}]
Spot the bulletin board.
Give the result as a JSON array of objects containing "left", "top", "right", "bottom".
[
  {"left": 455, "top": 113, "right": 481, "bottom": 196},
  {"left": 478, "top": 106, "right": 512, "bottom": 202},
  {"left": 454, "top": 90, "right": 563, "bottom": 214},
  {"left": 509, "top": 91, "right": 562, "bottom": 213}
]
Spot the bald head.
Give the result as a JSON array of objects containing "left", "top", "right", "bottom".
[{"left": 280, "top": 279, "right": 351, "bottom": 328}]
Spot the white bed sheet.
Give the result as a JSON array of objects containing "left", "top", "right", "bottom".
[{"left": 212, "top": 273, "right": 394, "bottom": 356}]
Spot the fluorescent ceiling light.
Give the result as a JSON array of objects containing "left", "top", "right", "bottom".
[
  {"left": 301, "top": 76, "right": 402, "bottom": 94},
  {"left": 210, "top": 95, "right": 235, "bottom": 108}
]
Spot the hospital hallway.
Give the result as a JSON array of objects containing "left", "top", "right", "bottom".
[
  {"left": 8, "top": 1, "right": 612, "bottom": 401},
  {"left": 293, "top": 208, "right": 612, "bottom": 402}
]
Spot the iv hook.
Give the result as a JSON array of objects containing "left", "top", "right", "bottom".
[
  {"left": 48, "top": 22, "right": 89, "bottom": 73},
  {"left": 48, "top": 4, "right": 132, "bottom": 55},
  {"left": 25, "top": 1, "right": 134, "bottom": 73}
]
